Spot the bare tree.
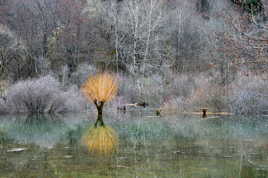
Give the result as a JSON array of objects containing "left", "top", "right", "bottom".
[{"left": 85, "top": 0, "right": 167, "bottom": 75}]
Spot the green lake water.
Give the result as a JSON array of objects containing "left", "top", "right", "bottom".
[{"left": 0, "top": 112, "right": 268, "bottom": 178}]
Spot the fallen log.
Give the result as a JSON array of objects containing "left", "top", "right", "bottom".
[
  {"left": 155, "top": 108, "right": 233, "bottom": 117},
  {"left": 117, "top": 102, "right": 148, "bottom": 112}
]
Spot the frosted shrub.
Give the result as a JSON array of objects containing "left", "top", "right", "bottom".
[
  {"left": 120, "top": 74, "right": 165, "bottom": 106},
  {"left": 169, "top": 74, "right": 195, "bottom": 98},
  {"left": 0, "top": 25, "right": 16, "bottom": 48},
  {"left": 0, "top": 99, "right": 7, "bottom": 114},
  {"left": 178, "top": 74, "right": 229, "bottom": 112},
  {"left": 70, "top": 64, "right": 97, "bottom": 86},
  {"left": 117, "top": 75, "right": 141, "bottom": 103},
  {"left": 7, "top": 75, "right": 59, "bottom": 113},
  {"left": 6, "top": 75, "right": 86, "bottom": 114},
  {"left": 136, "top": 75, "right": 165, "bottom": 106},
  {"left": 229, "top": 75, "right": 268, "bottom": 115},
  {"left": 61, "top": 86, "right": 87, "bottom": 112},
  {"left": 47, "top": 87, "right": 87, "bottom": 114},
  {"left": 160, "top": 96, "right": 187, "bottom": 115}
]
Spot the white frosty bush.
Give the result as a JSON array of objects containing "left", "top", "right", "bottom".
[
  {"left": 6, "top": 75, "right": 86, "bottom": 114},
  {"left": 229, "top": 75, "right": 268, "bottom": 115},
  {"left": 0, "top": 98, "right": 7, "bottom": 114},
  {"left": 60, "top": 85, "right": 87, "bottom": 112},
  {"left": 70, "top": 64, "right": 97, "bottom": 86}
]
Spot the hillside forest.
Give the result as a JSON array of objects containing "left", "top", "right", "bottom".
[{"left": 0, "top": 0, "right": 267, "bottom": 115}]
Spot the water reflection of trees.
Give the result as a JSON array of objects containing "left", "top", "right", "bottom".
[
  {"left": 238, "top": 153, "right": 268, "bottom": 178},
  {"left": 0, "top": 114, "right": 268, "bottom": 177},
  {"left": 1, "top": 114, "right": 88, "bottom": 148}
]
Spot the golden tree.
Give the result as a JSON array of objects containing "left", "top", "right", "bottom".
[
  {"left": 82, "top": 73, "right": 118, "bottom": 127},
  {"left": 81, "top": 73, "right": 118, "bottom": 155}
]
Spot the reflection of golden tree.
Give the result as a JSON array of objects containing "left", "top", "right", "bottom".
[
  {"left": 81, "top": 73, "right": 118, "bottom": 155},
  {"left": 82, "top": 126, "right": 118, "bottom": 155}
]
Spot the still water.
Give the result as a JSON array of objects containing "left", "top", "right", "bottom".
[{"left": 0, "top": 112, "right": 268, "bottom": 178}]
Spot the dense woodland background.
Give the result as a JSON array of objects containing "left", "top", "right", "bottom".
[{"left": 0, "top": 0, "right": 267, "bottom": 115}]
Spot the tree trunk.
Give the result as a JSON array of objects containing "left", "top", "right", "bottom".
[{"left": 94, "top": 101, "right": 105, "bottom": 127}]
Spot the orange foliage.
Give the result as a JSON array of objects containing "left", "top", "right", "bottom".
[{"left": 82, "top": 73, "right": 118, "bottom": 103}]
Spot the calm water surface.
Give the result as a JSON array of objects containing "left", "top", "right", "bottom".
[{"left": 0, "top": 112, "right": 268, "bottom": 178}]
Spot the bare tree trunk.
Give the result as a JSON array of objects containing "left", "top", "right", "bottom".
[
  {"left": 143, "top": 0, "right": 153, "bottom": 74},
  {"left": 94, "top": 101, "right": 105, "bottom": 127}
]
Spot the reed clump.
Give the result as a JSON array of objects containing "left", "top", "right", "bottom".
[{"left": 81, "top": 73, "right": 118, "bottom": 155}]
